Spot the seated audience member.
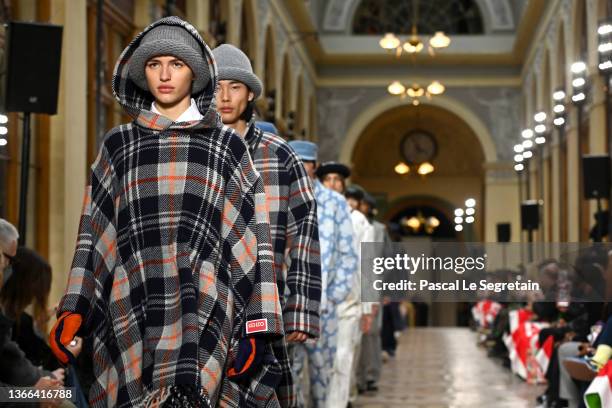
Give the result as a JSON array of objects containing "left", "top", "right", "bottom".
[
  {"left": 0, "top": 247, "right": 59, "bottom": 370},
  {"left": 0, "top": 218, "right": 79, "bottom": 406}
]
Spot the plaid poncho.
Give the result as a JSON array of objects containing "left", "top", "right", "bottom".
[
  {"left": 57, "top": 17, "right": 284, "bottom": 407},
  {"left": 244, "top": 126, "right": 321, "bottom": 407}
]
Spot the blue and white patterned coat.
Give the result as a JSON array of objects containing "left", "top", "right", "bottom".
[{"left": 291, "top": 180, "right": 357, "bottom": 408}]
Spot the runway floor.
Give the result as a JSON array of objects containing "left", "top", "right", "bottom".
[{"left": 354, "top": 327, "right": 545, "bottom": 408}]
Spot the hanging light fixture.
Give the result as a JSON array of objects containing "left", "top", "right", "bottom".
[
  {"left": 429, "top": 31, "right": 451, "bottom": 49},
  {"left": 394, "top": 162, "right": 410, "bottom": 175},
  {"left": 388, "top": 80, "right": 446, "bottom": 104},
  {"left": 401, "top": 211, "right": 440, "bottom": 234},
  {"left": 427, "top": 81, "right": 445, "bottom": 95},
  {"left": 381, "top": 2, "right": 448, "bottom": 104},
  {"left": 417, "top": 162, "right": 435, "bottom": 175},
  {"left": 379, "top": 0, "right": 451, "bottom": 57},
  {"left": 388, "top": 81, "right": 407, "bottom": 96}
]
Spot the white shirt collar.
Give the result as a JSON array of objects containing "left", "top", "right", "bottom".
[{"left": 151, "top": 98, "right": 203, "bottom": 122}]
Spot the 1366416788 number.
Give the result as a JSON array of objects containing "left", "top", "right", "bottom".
[{"left": 5, "top": 388, "right": 73, "bottom": 401}]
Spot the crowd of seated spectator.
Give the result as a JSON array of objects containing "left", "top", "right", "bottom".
[{"left": 475, "top": 246, "right": 612, "bottom": 408}]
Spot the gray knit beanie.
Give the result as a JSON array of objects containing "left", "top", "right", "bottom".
[
  {"left": 212, "top": 44, "right": 262, "bottom": 99},
  {"left": 128, "top": 24, "right": 209, "bottom": 94}
]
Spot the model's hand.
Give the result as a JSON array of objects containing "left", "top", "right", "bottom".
[
  {"left": 49, "top": 312, "right": 82, "bottom": 364},
  {"left": 50, "top": 368, "right": 65, "bottom": 385},
  {"left": 286, "top": 331, "right": 309, "bottom": 343},
  {"left": 66, "top": 336, "right": 83, "bottom": 358},
  {"left": 34, "top": 376, "right": 63, "bottom": 407},
  {"left": 361, "top": 314, "right": 373, "bottom": 334}
]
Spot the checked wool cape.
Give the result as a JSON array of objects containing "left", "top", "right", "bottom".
[
  {"left": 57, "top": 17, "right": 284, "bottom": 407},
  {"left": 244, "top": 125, "right": 321, "bottom": 407}
]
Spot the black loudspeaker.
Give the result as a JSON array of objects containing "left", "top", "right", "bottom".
[
  {"left": 521, "top": 201, "right": 540, "bottom": 231},
  {"left": 582, "top": 154, "right": 611, "bottom": 199},
  {"left": 497, "top": 223, "right": 511, "bottom": 242},
  {"left": 2, "top": 22, "right": 63, "bottom": 114}
]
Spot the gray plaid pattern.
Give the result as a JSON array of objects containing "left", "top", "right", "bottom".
[
  {"left": 57, "top": 17, "right": 284, "bottom": 408},
  {"left": 244, "top": 126, "right": 321, "bottom": 408}
]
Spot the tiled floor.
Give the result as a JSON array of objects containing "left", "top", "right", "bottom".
[{"left": 354, "top": 327, "right": 545, "bottom": 408}]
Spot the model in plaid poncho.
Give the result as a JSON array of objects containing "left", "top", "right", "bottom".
[
  {"left": 243, "top": 125, "right": 321, "bottom": 407},
  {"left": 53, "top": 17, "right": 284, "bottom": 407}
]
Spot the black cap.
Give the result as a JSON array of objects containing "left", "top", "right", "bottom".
[
  {"left": 345, "top": 185, "right": 365, "bottom": 200},
  {"left": 316, "top": 161, "right": 351, "bottom": 179}
]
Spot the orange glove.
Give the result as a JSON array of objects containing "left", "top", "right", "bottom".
[
  {"left": 49, "top": 312, "right": 82, "bottom": 365},
  {"left": 227, "top": 337, "right": 265, "bottom": 381}
]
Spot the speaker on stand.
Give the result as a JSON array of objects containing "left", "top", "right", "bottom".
[
  {"left": 521, "top": 200, "right": 540, "bottom": 262},
  {"left": 497, "top": 223, "right": 511, "bottom": 268},
  {"left": 582, "top": 154, "right": 611, "bottom": 242},
  {"left": 1, "top": 22, "right": 63, "bottom": 244}
]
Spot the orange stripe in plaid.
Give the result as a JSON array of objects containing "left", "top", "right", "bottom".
[
  {"left": 145, "top": 113, "right": 161, "bottom": 129},
  {"left": 203, "top": 366, "right": 219, "bottom": 392},
  {"left": 234, "top": 235, "right": 257, "bottom": 265},
  {"left": 289, "top": 186, "right": 312, "bottom": 198},
  {"left": 128, "top": 251, "right": 190, "bottom": 275},
  {"left": 122, "top": 175, "right": 222, "bottom": 195},
  {"left": 90, "top": 219, "right": 117, "bottom": 278}
]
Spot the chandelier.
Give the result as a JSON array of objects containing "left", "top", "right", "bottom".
[
  {"left": 387, "top": 81, "right": 445, "bottom": 105},
  {"left": 378, "top": 0, "right": 451, "bottom": 57},
  {"left": 380, "top": 0, "right": 449, "bottom": 105},
  {"left": 401, "top": 211, "right": 440, "bottom": 234}
]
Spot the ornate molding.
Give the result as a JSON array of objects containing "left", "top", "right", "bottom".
[
  {"left": 322, "top": 0, "right": 358, "bottom": 32},
  {"left": 483, "top": 0, "right": 515, "bottom": 30}
]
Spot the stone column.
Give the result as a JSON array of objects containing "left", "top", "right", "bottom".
[{"left": 48, "top": 0, "right": 87, "bottom": 305}]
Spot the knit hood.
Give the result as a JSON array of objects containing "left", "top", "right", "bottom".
[{"left": 112, "top": 16, "right": 219, "bottom": 131}]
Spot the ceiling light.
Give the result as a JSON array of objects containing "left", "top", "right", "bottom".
[
  {"left": 571, "top": 61, "right": 587, "bottom": 73},
  {"left": 394, "top": 162, "right": 410, "bottom": 175},
  {"left": 514, "top": 163, "right": 524, "bottom": 171},
  {"left": 388, "top": 81, "right": 406, "bottom": 95},
  {"left": 454, "top": 208, "right": 464, "bottom": 217},
  {"left": 554, "top": 117, "right": 566, "bottom": 126},
  {"left": 534, "top": 124, "right": 546, "bottom": 134},
  {"left": 522, "top": 129, "right": 534, "bottom": 139},
  {"left": 534, "top": 112, "right": 547, "bottom": 123},
  {"left": 553, "top": 90, "right": 566, "bottom": 101},
  {"left": 429, "top": 31, "right": 451, "bottom": 49},
  {"left": 455, "top": 224, "right": 463, "bottom": 232},
  {"left": 514, "top": 154, "right": 524, "bottom": 162},
  {"left": 427, "top": 81, "right": 445, "bottom": 95},
  {"left": 523, "top": 150, "right": 533, "bottom": 158},
  {"left": 465, "top": 198, "right": 476, "bottom": 208},
  {"left": 599, "top": 24, "right": 612, "bottom": 35},
  {"left": 379, "top": 33, "right": 400, "bottom": 50},
  {"left": 417, "top": 162, "right": 434, "bottom": 175}
]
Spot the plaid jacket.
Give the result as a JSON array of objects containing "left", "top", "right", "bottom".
[
  {"left": 244, "top": 126, "right": 321, "bottom": 407},
  {"left": 58, "top": 17, "right": 283, "bottom": 408}
]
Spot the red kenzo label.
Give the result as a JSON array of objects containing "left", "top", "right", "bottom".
[{"left": 246, "top": 319, "right": 268, "bottom": 334}]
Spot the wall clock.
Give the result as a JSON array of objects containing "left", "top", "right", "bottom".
[{"left": 400, "top": 130, "right": 438, "bottom": 165}]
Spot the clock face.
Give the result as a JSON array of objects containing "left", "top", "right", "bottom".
[{"left": 401, "top": 130, "right": 438, "bottom": 165}]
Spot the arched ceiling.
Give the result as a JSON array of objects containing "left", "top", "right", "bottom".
[
  {"left": 351, "top": 104, "right": 485, "bottom": 178},
  {"left": 287, "top": 0, "right": 544, "bottom": 66}
]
